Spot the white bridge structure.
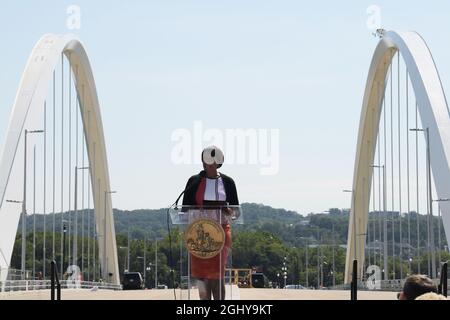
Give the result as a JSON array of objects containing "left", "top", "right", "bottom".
[
  {"left": 0, "top": 34, "right": 119, "bottom": 287},
  {"left": 345, "top": 30, "right": 450, "bottom": 283},
  {"left": 1, "top": 30, "right": 449, "bottom": 294}
]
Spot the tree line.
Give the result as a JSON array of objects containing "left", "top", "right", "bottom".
[{"left": 10, "top": 203, "right": 448, "bottom": 288}]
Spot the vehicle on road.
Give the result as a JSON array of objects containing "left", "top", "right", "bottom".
[
  {"left": 157, "top": 284, "right": 168, "bottom": 289},
  {"left": 122, "top": 272, "right": 144, "bottom": 290},
  {"left": 285, "top": 284, "right": 306, "bottom": 289}
]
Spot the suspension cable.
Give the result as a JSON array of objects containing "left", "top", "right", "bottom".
[
  {"left": 43, "top": 101, "right": 47, "bottom": 278},
  {"left": 398, "top": 53, "right": 403, "bottom": 280},
  {"left": 378, "top": 131, "right": 382, "bottom": 268},
  {"left": 406, "top": 68, "right": 412, "bottom": 275},
  {"left": 390, "top": 59, "right": 396, "bottom": 279},
  {"left": 87, "top": 100, "right": 91, "bottom": 282},
  {"left": 52, "top": 70, "right": 56, "bottom": 263},
  {"left": 79, "top": 73, "right": 85, "bottom": 278},
  {"left": 33, "top": 145, "right": 36, "bottom": 279},
  {"left": 383, "top": 72, "right": 388, "bottom": 280},
  {"left": 60, "top": 53, "right": 65, "bottom": 278},
  {"left": 377, "top": 82, "right": 382, "bottom": 269},
  {"left": 372, "top": 158, "right": 376, "bottom": 266},
  {"left": 68, "top": 53, "right": 72, "bottom": 266},
  {"left": 415, "top": 100, "right": 420, "bottom": 274}
]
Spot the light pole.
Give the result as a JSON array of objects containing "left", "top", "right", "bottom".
[
  {"left": 154, "top": 238, "right": 162, "bottom": 289},
  {"left": 20, "top": 129, "right": 44, "bottom": 280},
  {"left": 432, "top": 198, "right": 450, "bottom": 276},
  {"left": 298, "top": 236, "right": 310, "bottom": 288},
  {"left": 62, "top": 220, "right": 68, "bottom": 278},
  {"left": 137, "top": 255, "right": 146, "bottom": 288},
  {"left": 282, "top": 256, "right": 287, "bottom": 288},
  {"left": 332, "top": 222, "right": 336, "bottom": 287},
  {"left": 146, "top": 263, "right": 152, "bottom": 288},
  {"left": 143, "top": 237, "right": 146, "bottom": 288},
  {"left": 321, "top": 260, "right": 328, "bottom": 288},
  {"left": 316, "top": 229, "right": 321, "bottom": 289},
  {"left": 179, "top": 231, "right": 183, "bottom": 296},
  {"left": 127, "top": 228, "right": 130, "bottom": 271},
  {"left": 118, "top": 246, "right": 128, "bottom": 273},
  {"left": 371, "top": 165, "right": 387, "bottom": 280},
  {"left": 411, "top": 127, "right": 434, "bottom": 278},
  {"left": 343, "top": 190, "right": 357, "bottom": 263},
  {"left": 104, "top": 190, "right": 116, "bottom": 281},
  {"left": 73, "top": 166, "right": 89, "bottom": 269}
]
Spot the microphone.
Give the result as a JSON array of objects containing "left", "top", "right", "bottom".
[
  {"left": 173, "top": 190, "right": 185, "bottom": 210},
  {"left": 173, "top": 176, "right": 201, "bottom": 210}
]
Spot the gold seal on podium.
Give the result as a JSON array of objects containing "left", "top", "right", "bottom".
[{"left": 184, "top": 218, "right": 225, "bottom": 259}]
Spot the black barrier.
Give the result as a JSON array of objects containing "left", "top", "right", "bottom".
[
  {"left": 444, "top": 262, "right": 448, "bottom": 297},
  {"left": 50, "top": 260, "right": 61, "bottom": 300},
  {"left": 439, "top": 262, "right": 448, "bottom": 297},
  {"left": 351, "top": 259, "right": 357, "bottom": 300}
]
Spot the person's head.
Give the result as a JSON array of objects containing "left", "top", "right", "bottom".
[
  {"left": 398, "top": 275, "right": 437, "bottom": 300},
  {"left": 415, "top": 292, "right": 447, "bottom": 300},
  {"left": 201, "top": 145, "right": 224, "bottom": 176}
]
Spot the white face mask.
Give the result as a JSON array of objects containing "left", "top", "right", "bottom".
[{"left": 202, "top": 146, "right": 224, "bottom": 168}]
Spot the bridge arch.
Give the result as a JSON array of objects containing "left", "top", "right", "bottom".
[
  {"left": 345, "top": 31, "right": 450, "bottom": 283},
  {"left": 0, "top": 34, "right": 119, "bottom": 285}
]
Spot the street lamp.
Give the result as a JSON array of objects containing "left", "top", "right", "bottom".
[
  {"left": 137, "top": 256, "right": 147, "bottom": 288},
  {"left": 148, "top": 262, "right": 153, "bottom": 288},
  {"left": 408, "top": 257, "right": 413, "bottom": 276},
  {"left": 62, "top": 219, "right": 68, "bottom": 277},
  {"left": 331, "top": 222, "right": 336, "bottom": 287},
  {"left": 179, "top": 231, "right": 183, "bottom": 296},
  {"left": 298, "top": 237, "right": 310, "bottom": 288},
  {"left": 103, "top": 190, "right": 116, "bottom": 281},
  {"left": 20, "top": 129, "right": 44, "bottom": 280},
  {"left": 143, "top": 237, "right": 147, "bottom": 288},
  {"left": 411, "top": 127, "right": 434, "bottom": 278},
  {"left": 282, "top": 256, "right": 288, "bottom": 288},
  {"left": 432, "top": 198, "right": 450, "bottom": 276},
  {"left": 136, "top": 237, "right": 148, "bottom": 288},
  {"left": 118, "top": 246, "right": 128, "bottom": 273},
  {"left": 154, "top": 237, "right": 162, "bottom": 289},
  {"left": 73, "top": 166, "right": 89, "bottom": 270},
  {"left": 343, "top": 189, "right": 357, "bottom": 264},
  {"left": 322, "top": 260, "right": 328, "bottom": 288},
  {"left": 371, "top": 164, "right": 388, "bottom": 280}
]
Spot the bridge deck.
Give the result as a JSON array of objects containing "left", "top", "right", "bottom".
[{"left": 0, "top": 289, "right": 398, "bottom": 300}]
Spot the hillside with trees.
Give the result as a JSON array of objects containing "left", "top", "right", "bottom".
[{"left": 10, "top": 203, "right": 449, "bottom": 288}]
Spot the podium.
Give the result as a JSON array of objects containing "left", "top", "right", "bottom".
[{"left": 169, "top": 204, "right": 243, "bottom": 300}]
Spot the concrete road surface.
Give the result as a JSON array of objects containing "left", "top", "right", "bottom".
[{"left": 0, "top": 288, "right": 398, "bottom": 300}]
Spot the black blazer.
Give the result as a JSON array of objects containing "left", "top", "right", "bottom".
[{"left": 182, "top": 170, "right": 239, "bottom": 206}]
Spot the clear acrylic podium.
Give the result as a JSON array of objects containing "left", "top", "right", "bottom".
[{"left": 169, "top": 204, "right": 243, "bottom": 300}]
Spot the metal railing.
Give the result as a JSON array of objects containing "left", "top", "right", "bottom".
[{"left": 0, "top": 280, "right": 122, "bottom": 292}]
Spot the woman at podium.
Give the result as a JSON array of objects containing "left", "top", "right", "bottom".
[{"left": 182, "top": 145, "right": 239, "bottom": 300}]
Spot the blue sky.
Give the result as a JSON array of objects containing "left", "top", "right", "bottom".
[{"left": 1, "top": 1, "right": 450, "bottom": 214}]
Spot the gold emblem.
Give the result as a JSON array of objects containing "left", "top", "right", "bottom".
[{"left": 184, "top": 218, "right": 225, "bottom": 259}]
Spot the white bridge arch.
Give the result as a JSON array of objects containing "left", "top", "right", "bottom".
[
  {"left": 0, "top": 34, "right": 119, "bottom": 285},
  {"left": 344, "top": 30, "right": 450, "bottom": 283}
]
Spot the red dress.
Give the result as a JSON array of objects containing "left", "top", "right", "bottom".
[{"left": 190, "top": 177, "right": 232, "bottom": 279}]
